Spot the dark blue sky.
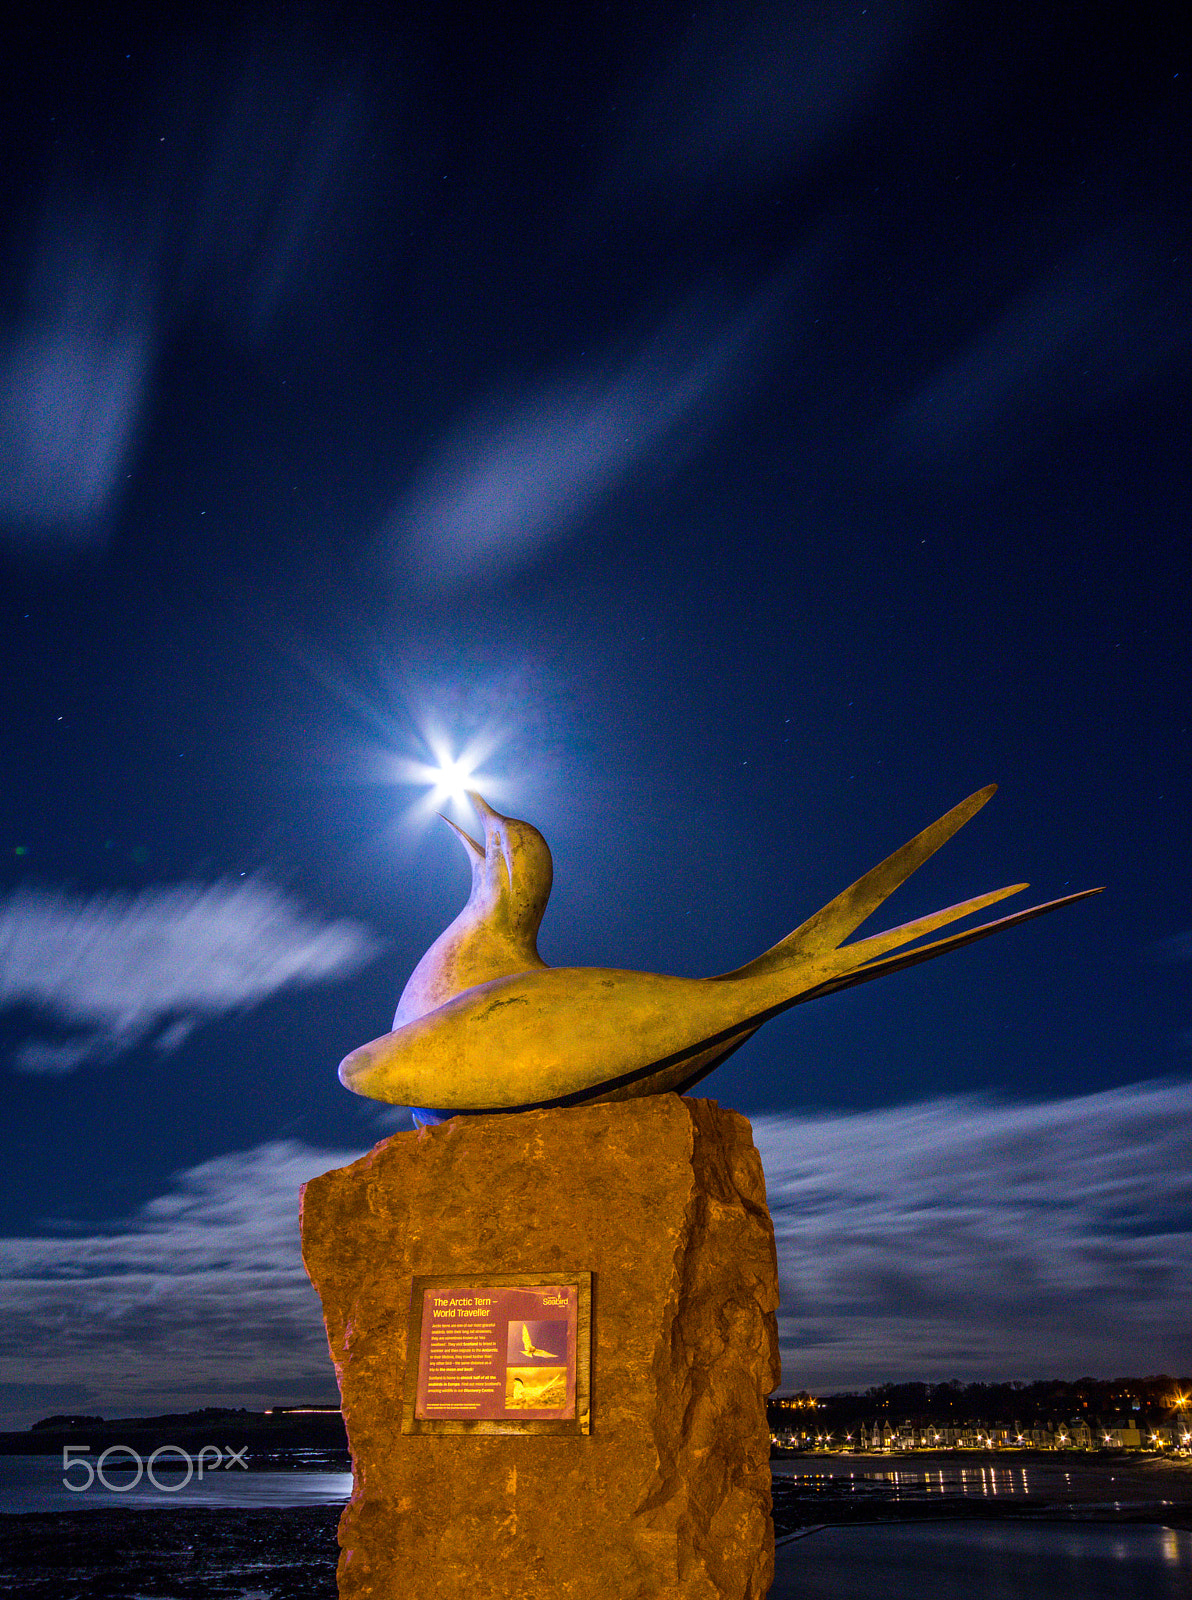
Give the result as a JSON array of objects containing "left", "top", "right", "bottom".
[{"left": 0, "top": 2, "right": 1188, "bottom": 1424}]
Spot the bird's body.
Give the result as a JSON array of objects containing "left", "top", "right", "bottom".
[
  {"left": 357, "top": 966, "right": 742, "bottom": 1111},
  {"left": 339, "top": 786, "right": 1100, "bottom": 1113},
  {"left": 392, "top": 795, "right": 551, "bottom": 1028}
]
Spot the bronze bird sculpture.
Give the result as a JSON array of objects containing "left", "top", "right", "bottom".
[{"left": 338, "top": 786, "right": 1100, "bottom": 1114}]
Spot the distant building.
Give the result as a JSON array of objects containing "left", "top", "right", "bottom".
[{"left": 1102, "top": 1424, "right": 1142, "bottom": 1449}]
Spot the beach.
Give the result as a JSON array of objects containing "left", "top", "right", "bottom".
[{"left": 0, "top": 1505, "right": 340, "bottom": 1599}]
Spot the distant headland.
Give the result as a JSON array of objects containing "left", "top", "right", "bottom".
[
  {"left": 6, "top": 1375, "right": 1188, "bottom": 1462},
  {"left": 0, "top": 1405, "right": 348, "bottom": 1461}
]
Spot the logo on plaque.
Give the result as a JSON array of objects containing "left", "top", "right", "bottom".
[{"left": 403, "top": 1272, "right": 591, "bottom": 1435}]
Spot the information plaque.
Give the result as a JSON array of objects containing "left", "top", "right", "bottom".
[{"left": 402, "top": 1271, "right": 591, "bottom": 1435}]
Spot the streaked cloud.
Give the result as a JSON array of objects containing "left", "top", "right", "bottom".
[
  {"left": 624, "top": 0, "right": 910, "bottom": 197},
  {"left": 0, "top": 32, "right": 381, "bottom": 550},
  {"left": 887, "top": 234, "right": 1192, "bottom": 480},
  {"left": 170, "top": 39, "right": 381, "bottom": 341},
  {"left": 0, "top": 880, "right": 382, "bottom": 1073},
  {"left": 0, "top": 1081, "right": 1186, "bottom": 1427},
  {"left": 752, "top": 1079, "right": 1192, "bottom": 1390},
  {"left": 0, "top": 1141, "right": 360, "bottom": 1429},
  {"left": 391, "top": 285, "right": 791, "bottom": 587},
  {"left": 1152, "top": 931, "right": 1192, "bottom": 963},
  {"left": 0, "top": 206, "right": 154, "bottom": 543}
]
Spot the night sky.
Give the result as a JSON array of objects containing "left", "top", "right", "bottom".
[{"left": 1, "top": 3, "right": 1188, "bottom": 1430}]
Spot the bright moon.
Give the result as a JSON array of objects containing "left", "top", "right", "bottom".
[
  {"left": 394, "top": 733, "right": 504, "bottom": 821},
  {"left": 426, "top": 751, "right": 478, "bottom": 808}
]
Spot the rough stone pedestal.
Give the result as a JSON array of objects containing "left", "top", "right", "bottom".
[{"left": 300, "top": 1094, "right": 780, "bottom": 1600}]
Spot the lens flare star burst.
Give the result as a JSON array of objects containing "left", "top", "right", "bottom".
[{"left": 394, "top": 734, "right": 506, "bottom": 824}]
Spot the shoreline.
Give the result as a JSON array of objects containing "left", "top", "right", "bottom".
[
  {"left": 2, "top": 1452, "right": 1189, "bottom": 1596},
  {"left": 1, "top": 1492, "right": 1189, "bottom": 1598},
  {"left": 769, "top": 1448, "right": 1192, "bottom": 1538}
]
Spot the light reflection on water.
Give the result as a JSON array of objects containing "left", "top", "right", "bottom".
[
  {"left": 0, "top": 1455, "right": 352, "bottom": 1514},
  {"left": 3, "top": 1454, "right": 1189, "bottom": 1595},
  {"left": 772, "top": 1462, "right": 1037, "bottom": 1499}
]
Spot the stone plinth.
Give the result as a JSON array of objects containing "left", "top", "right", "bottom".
[{"left": 300, "top": 1094, "right": 780, "bottom": 1600}]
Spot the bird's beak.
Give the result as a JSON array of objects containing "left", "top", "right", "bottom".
[
  {"left": 437, "top": 812, "right": 483, "bottom": 860},
  {"left": 467, "top": 791, "right": 514, "bottom": 881},
  {"left": 466, "top": 790, "right": 500, "bottom": 825}
]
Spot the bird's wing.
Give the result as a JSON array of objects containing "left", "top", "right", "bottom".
[
  {"left": 790, "top": 887, "right": 1104, "bottom": 1006},
  {"left": 521, "top": 1323, "right": 532, "bottom": 1356},
  {"left": 710, "top": 785, "right": 998, "bottom": 983},
  {"left": 448, "top": 886, "right": 1102, "bottom": 1115},
  {"left": 824, "top": 880, "right": 1028, "bottom": 966}
]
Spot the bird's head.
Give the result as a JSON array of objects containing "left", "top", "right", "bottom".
[{"left": 439, "top": 791, "right": 553, "bottom": 943}]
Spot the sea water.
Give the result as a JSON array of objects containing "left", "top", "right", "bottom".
[
  {"left": 2, "top": 1453, "right": 1189, "bottom": 1597},
  {"left": 0, "top": 1453, "right": 352, "bottom": 1513},
  {"left": 770, "top": 1521, "right": 1192, "bottom": 1599}
]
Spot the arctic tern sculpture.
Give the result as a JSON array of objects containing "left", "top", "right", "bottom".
[{"left": 338, "top": 786, "right": 1100, "bottom": 1113}]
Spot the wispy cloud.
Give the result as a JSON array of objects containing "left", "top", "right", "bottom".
[
  {"left": 390, "top": 284, "right": 793, "bottom": 587},
  {"left": 170, "top": 38, "right": 380, "bottom": 342},
  {"left": 1, "top": 1081, "right": 1186, "bottom": 1428},
  {"left": 0, "top": 1141, "right": 360, "bottom": 1429},
  {"left": 887, "top": 233, "right": 1192, "bottom": 480},
  {"left": 0, "top": 205, "right": 155, "bottom": 544},
  {"left": 623, "top": 0, "right": 910, "bottom": 198},
  {"left": 1152, "top": 931, "right": 1192, "bottom": 963},
  {"left": 752, "top": 1079, "right": 1192, "bottom": 1390},
  {"left": 0, "top": 880, "right": 382, "bottom": 1073},
  {"left": 0, "top": 31, "right": 381, "bottom": 550}
]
